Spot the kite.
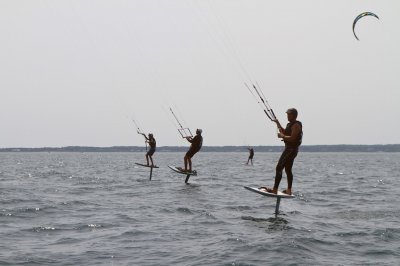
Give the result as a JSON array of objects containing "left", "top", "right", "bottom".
[{"left": 353, "top": 12, "right": 380, "bottom": 40}]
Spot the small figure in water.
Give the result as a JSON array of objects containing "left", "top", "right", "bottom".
[
  {"left": 260, "top": 108, "right": 302, "bottom": 195},
  {"left": 141, "top": 133, "right": 156, "bottom": 167},
  {"left": 246, "top": 147, "right": 254, "bottom": 165},
  {"left": 181, "top": 129, "right": 203, "bottom": 173}
]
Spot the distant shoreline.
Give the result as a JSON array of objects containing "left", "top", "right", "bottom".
[{"left": 1, "top": 145, "right": 400, "bottom": 153}]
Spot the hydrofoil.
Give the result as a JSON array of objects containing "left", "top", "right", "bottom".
[{"left": 135, "top": 163, "right": 159, "bottom": 180}]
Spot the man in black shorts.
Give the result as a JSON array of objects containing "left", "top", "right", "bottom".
[
  {"left": 246, "top": 148, "right": 254, "bottom": 165},
  {"left": 260, "top": 108, "right": 302, "bottom": 195},
  {"left": 141, "top": 133, "right": 156, "bottom": 167},
  {"left": 182, "top": 129, "right": 203, "bottom": 172}
]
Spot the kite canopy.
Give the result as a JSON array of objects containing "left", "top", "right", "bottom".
[{"left": 352, "top": 12, "right": 380, "bottom": 40}]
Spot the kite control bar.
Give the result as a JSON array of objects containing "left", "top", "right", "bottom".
[
  {"left": 132, "top": 120, "right": 145, "bottom": 135},
  {"left": 169, "top": 107, "right": 193, "bottom": 138},
  {"left": 132, "top": 119, "right": 148, "bottom": 151},
  {"left": 245, "top": 82, "right": 278, "bottom": 123}
]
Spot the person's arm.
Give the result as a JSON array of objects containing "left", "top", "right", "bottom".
[
  {"left": 141, "top": 133, "right": 149, "bottom": 141},
  {"left": 185, "top": 136, "right": 194, "bottom": 143},
  {"left": 279, "top": 124, "right": 301, "bottom": 142},
  {"left": 274, "top": 119, "right": 284, "bottom": 133}
]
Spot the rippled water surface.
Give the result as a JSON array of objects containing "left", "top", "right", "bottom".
[{"left": 1, "top": 152, "right": 400, "bottom": 265}]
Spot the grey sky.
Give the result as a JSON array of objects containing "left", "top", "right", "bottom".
[{"left": 0, "top": 0, "right": 399, "bottom": 147}]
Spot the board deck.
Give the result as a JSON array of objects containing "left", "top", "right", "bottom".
[
  {"left": 135, "top": 163, "right": 159, "bottom": 168},
  {"left": 168, "top": 165, "right": 197, "bottom": 176},
  {"left": 244, "top": 186, "right": 294, "bottom": 199}
]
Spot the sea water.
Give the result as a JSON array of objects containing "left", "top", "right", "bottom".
[{"left": 1, "top": 152, "right": 399, "bottom": 265}]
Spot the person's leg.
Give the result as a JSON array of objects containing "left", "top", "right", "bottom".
[
  {"left": 148, "top": 149, "right": 155, "bottom": 166},
  {"left": 188, "top": 157, "right": 192, "bottom": 172},
  {"left": 184, "top": 155, "right": 188, "bottom": 171},
  {"left": 284, "top": 150, "right": 298, "bottom": 195},
  {"left": 250, "top": 158, "right": 253, "bottom": 165},
  {"left": 272, "top": 149, "right": 292, "bottom": 192},
  {"left": 284, "top": 163, "right": 293, "bottom": 194},
  {"left": 184, "top": 150, "right": 195, "bottom": 171},
  {"left": 188, "top": 151, "right": 198, "bottom": 172},
  {"left": 145, "top": 153, "right": 150, "bottom": 166}
]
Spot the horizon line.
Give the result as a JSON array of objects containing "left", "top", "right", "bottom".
[{"left": 1, "top": 144, "right": 400, "bottom": 149}]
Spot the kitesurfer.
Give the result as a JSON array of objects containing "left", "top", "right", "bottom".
[
  {"left": 246, "top": 147, "right": 254, "bottom": 165},
  {"left": 181, "top": 129, "right": 203, "bottom": 173},
  {"left": 260, "top": 108, "right": 302, "bottom": 195},
  {"left": 141, "top": 133, "right": 156, "bottom": 167}
]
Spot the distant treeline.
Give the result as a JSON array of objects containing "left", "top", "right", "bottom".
[{"left": 1, "top": 145, "right": 400, "bottom": 152}]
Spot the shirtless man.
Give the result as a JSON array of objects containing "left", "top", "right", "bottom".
[
  {"left": 181, "top": 129, "right": 203, "bottom": 172},
  {"left": 141, "top": 133, "right": 156, "bottom": 167},
  {"left": 246, "top": 148, "right": 254, "bottom": 165}
]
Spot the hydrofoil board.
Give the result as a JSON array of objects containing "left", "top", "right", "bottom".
[
  {"left": 244, "top": 186, "right": 294, "bottom": 199},
  {"left": 135, "top": 163, "right": 159, "bottom": 168},
  {"left": 168, "top": 165, "right": 197, "bottom": 176}
]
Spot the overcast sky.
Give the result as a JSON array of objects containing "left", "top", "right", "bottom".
[{"left": 0, "top": 0, "right": 399, "bottom": 147}]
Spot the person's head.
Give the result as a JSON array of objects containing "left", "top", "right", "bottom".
[
  {"left": 148, "top": 133, "right": 154, "bottom": 139},
  {"left": 286, "top": 108, "right": 298, "bottom": 122},
  {"left": 196, "top": 129, "right": 202, "bottom": 135}
]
